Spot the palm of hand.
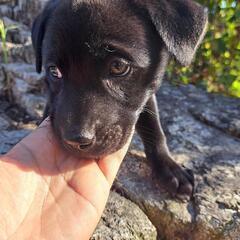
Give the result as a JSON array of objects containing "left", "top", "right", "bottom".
[{"left": 0, "top": 120, "right": 130, "bottom": 240}]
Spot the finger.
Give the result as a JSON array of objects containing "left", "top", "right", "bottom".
[
  {"left": 97, "top": 132, "right": 133, "bottom": 186},
  {"left": 5, "top": 118, "right": 67, "bottom": 175}
]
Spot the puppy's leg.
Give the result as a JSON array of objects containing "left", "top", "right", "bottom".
[{"left": 136, "top": 95, "right": 194, "bottom": 200}]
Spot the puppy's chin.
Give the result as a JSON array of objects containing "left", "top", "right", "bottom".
[
  {"left": 60, "top": 136, "right": 129, "bottom": 160},
  {"left": 51, "top": 123, "right": 133, "bottom": 160},
  {"left": 60, "top": 142, "right": 121, "bottom": 160}
]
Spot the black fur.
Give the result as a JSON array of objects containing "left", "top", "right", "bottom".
[
  {"left": 32, "top": 0, "right": 208, "bottom": 200},
  {"left": 136, "top": 0, "right": 208, "bottom": 65}
]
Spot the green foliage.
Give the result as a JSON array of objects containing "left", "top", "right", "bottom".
[
  {"left": 167, "top": 0, "right": 240, "bottom": 98},
  {"left": 0, "top": 19, "right": 17, "bottom": 64}
]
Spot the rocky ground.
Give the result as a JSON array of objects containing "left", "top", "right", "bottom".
[{"left": 1, "top": 1, "right": 240, "bottom": 239}]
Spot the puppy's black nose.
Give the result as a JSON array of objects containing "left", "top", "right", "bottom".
[{"left": 63, "top": 132, "right": 95, "bottom": 150}]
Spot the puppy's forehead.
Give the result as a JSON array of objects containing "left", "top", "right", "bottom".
[
  {"left": 44, "top": 0, "right": 149, "bottom": 64},
  {"left": 71, "top": 0, "right": 144, "bottom": 36}
]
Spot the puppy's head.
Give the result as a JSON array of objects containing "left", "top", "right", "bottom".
[{"left": 32, "top": 0, "right": 208, "bottom": 158}]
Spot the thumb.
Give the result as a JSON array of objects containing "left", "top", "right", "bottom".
[{"left": 97, "top": 133, "right": 133, "bottom": 186}]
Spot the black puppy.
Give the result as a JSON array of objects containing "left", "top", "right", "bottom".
[{"left": 32, "top": 0, "right": 208, "bottom": 200}]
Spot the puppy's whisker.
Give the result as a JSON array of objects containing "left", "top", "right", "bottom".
[
  {"left": 140, "top": 137, "right": 156, "bottom": 147},
  {"left": 138, "top": 130, "right": 156, "bottom": 138},
  {"left": 143, "top": 107, "right": 158, "bottom": 119},
  {"left": 137, "top": 125, "right": 157, "bottom": 136}
]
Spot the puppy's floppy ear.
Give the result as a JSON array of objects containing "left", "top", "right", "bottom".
[
  {"left": 31, "top": 1, "right": 57, "bottom": 73},
  {"left": 140, "top": 0, "right": 208, "bottom": 65}
]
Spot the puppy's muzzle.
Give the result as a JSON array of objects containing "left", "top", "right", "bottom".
[{"left": 63, "top": 130, "right": 95, "bottom": 151}]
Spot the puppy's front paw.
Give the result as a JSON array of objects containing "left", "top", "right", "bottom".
[{"left": 155, "top": 157, "right": 194, "bottom": 201}]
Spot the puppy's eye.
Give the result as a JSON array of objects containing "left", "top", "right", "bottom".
[
  {"left": 49, "top": 66, "right": 62, "bottom": 79},
  {"left": 109, "top": 59, "right": 131, "bottom": 77}
]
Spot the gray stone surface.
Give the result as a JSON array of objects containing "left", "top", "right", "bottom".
[
  {"left": 3, "top": 63, "right": 44, "bottom": 87},
  {"left": 0, "top": 4, "right": 12, "bottom": 20},
  {"left": 0, "top": 66, "right": 5, "bottom": 94},
  {"left": 17, "top": 93, "right": 46, "bottom": 118},
  {"left": 0, "top": 114, "right": 10, "bottom": 129},
  {"left": 0, "top": 80, "right": 239, "bottom": 239},
  {"left": 1, "top": 1, "right": 240, "bottom": 238},
  {"left": 0, "top": 129, "right": 30, "bottom": 154},
  {"left": 92, "top": 192, "right": 157, "bottom": 240},
  {"left": 0, "top": 105, "right": 157, "bottom": 240},
  {"left": 0, "top": 0, "right": 47, "bottom": 26},
  {"left": 2, "top": 63, "right": 46, "bottom": 118},
  {"left": 114, "top": 82, "right": 240, "bottom": 240},
  {"left": 2, "top": 16, "right": 31, "bottom": 44},
  {"left": 0, "top": 2, "right": 36, "bottom": 64},
  {"left": 0, "top": 40, "right": 34, "bottom": 64},
  {"left": 8, "top": 41, "right": 35, "bottom": 64}
]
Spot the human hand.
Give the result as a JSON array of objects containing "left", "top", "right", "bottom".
[{"left": 0, "top": 119, "right": 132, "bottom": 240}]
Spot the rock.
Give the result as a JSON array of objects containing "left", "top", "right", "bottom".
[
  {"left": 3, "top": 63, "right": 44, "bottom": 87},
  {"left": 0, "top": 0, "right": 14, "bottom": 22},
  {"left": 0, "top": 4, "right": 12, "bottom": 19},
  {"left": 0, "top": 1, "right": 39, "bottom": 64},
  {"left": 8, "top": 42, "right": 35, "bottom": 64},
  {"left": 190, "top": 99, "right": 240, "bottom": 138},
  {"left": 0, "top": 41, "right": 35, "bottom": 64},
  {"left": 0, "top": 98, "right": 33, "bottom": 155},
  {"left": 0, "top": 16, "right": 34, "bottom": 64},
  {"left": 114, "top": 82, "right": 240, "bottom": 240},
  {"left": 0, "top": 114, "right": 10, "bottom": 129},
  {"left": 18, "top": 93, "right": 46, "bottom": 119},
  {"left": 2, "top": 63, "right": 46, "bottom": 118},
  {"left": 13, "top": 0, "right": 48, "bottom": 25},
  {"left": 91, "top": 191, "right": 157, "bottom": 240},
  {"left": 0, "top": 98, "right": 10, "bottom": 113},
  {"left": 0, "top": 0, "right": 47, "bottom": 26},
  {"left": 2, "top": 16, "right": 31, "bottom": 44},
  {"left": 0, "top": 66, "right": 5, "bottom": 94},
  {"left": 12, "top": 78, "right": 29, "bottom": 97},
  {"left": 0, "top": 129, "right": 30, "bottom": 154},
  {"left": 0, "top": 42, "right": 18, "bottom": 64},
  {"left": 0, "top": 0, "right": 14, "bottom": 4},
  {"left": 1, "top": 1, "right": 240, "bottom": 235}
]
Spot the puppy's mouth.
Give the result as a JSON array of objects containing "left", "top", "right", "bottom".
[{"left": 58, "top": 125, "right": 129, "bottom": 159}]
